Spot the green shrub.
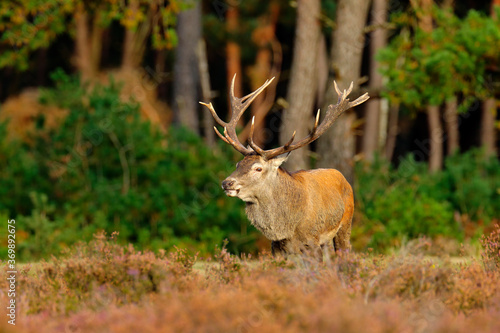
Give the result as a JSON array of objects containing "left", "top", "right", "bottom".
[{"left": 355, "top": 151, "right": 499, "bottom": 251}]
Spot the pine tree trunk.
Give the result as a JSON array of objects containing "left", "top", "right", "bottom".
[
  {"left": 481, "top": 98, "right": 497, "bottom": 156},
  {"left": 428, "top": 105, "right": 443, "bottom": 172},
  {"left": 362, "top": 0, "right": 388, "bottom": 162},
  {"left": 444, "top": 97, "right": 459, "bottom": 155},
  {"left": 316, "top": 0, "right": 371, "bottom": 183},
  {"left": 416, "top": 0, "right": 444, "bottom": 171},
  {"left": 441, "top": 0, "right": 459, "bottom": 156},
  {"left": 121, "top": 0, "right": 152, "bottom": 71},
  {"left": 226, "top": 6, "right": 243, "bottom": 117},
  {"left": 385, "top": 104, "right": 399, "bottom": 161},
  {"left": 173, "top": 2, "right": 202, "bottom": 134},
  {"left": 239, "top": 40, "right": 282, "bottom": 145},
  {"left": 279, "top": 0, "right": 321, "bottom": 171},
  {"left": 480, "top": 0, "right": 500, "bottom": 156},
  {"left": 198, "top": 39, "right": 215, "bottom": 146},
  {"left": 245, "top": 3, "right": 280, "bottom": 147},
  {"left": 74, "top": 5, "right": 92, "bottom": 81},
  {"left": 121, "top": 0, "right": 139, "bottom": 70},
  {"left": 90, "top": 12, "right": 103, "bottom": 75},
  {"left": 316, "top": 36, "right": 328, "bottom": 108}
]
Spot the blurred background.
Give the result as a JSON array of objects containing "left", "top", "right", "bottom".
[{"left": 0, "top": 0, "right": 498, "bottom": 261}]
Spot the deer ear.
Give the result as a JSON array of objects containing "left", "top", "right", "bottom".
[{"left": 270, "top": 153, "right": 289, "bottom": 168}]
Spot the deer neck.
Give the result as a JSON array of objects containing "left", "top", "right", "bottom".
[{"left": 244, "top": 168, "right": 305, "bottom": 240}]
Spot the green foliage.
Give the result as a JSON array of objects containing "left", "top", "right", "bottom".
[
  {"left": 0, "top": 70, "right": 254, "bottom": 261},
  {"left": 378, "top": 6, "right": 500, "bottom": 110},
  {"left": 0, "top": 0, "right": 189, "bottom": 70},
  {"left": 355, "top": 151, "right": 500, "bottom": 251},
  {"left": 0, "top": 0, "right": 70, "bottom": 70}
]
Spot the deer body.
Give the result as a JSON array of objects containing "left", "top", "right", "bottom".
[
  {"left": 222, "top": 154, "right": 353, "bottom": 255},
  {"left": 201, "top": 75, "right": 367, "bottom": 256}
]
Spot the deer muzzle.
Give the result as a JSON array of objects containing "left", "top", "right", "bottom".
[{"left": 221, "top": 178, "right": 240, "bottom": 197}]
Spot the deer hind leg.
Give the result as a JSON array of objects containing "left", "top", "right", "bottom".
[
  {"left": 271, "top": 240, "right": 287, "bottom": 258},
  {"left": 321, "top": 242, "right": 334, "bottom": 264},
  {"left": 333, "top": 205, "right": 353, "bottom": 252}
]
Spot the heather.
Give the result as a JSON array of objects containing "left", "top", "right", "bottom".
[{"left": 1, "top": 229, "right": 500, "bottom": 333}]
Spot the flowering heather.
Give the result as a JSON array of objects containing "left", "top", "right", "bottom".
[{"left": 1, "top": 231, "right": 500, "bottom": 333}]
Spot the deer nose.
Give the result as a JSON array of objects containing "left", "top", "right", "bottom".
[{"left": 222, "top": 179, "right": 235, "bottom": 190}]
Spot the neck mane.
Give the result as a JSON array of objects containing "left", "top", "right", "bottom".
[{"left": 244, "top": 167, "right": 305, "bottom": 240}]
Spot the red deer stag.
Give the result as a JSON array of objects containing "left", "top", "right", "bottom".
[{"left": 200, "top": 75, "right": 369, "bottom": 257}]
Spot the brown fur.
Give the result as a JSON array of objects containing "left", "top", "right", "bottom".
[{"left": 222, "top": 155, "right": 353, "bottom": 257}]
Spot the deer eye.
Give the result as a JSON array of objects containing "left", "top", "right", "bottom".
[{"left": 255, "top": 167, "right": 263, "bottom": 172}]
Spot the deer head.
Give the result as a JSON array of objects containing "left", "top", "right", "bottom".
[{"left": 200, "top": 74, "right": 369, "bottom": 201}]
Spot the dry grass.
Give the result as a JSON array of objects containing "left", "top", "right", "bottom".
[{"left": 1, "top": 228, "right": 500, "bottom": 333}]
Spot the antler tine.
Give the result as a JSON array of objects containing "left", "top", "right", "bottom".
[
  {"left": 311, "top": 109, "right": 321, "bottom": 134},
  {"left": 222, "top": 126, "right": 252, "bottom": 154},
  {"left": 346, "top": 81, "right": 354, "bottom": 96},
  {"left": 213, "top": 126, "right": 230, "bottom": 144},
  {"left": 283, "top": 131, "right": 296, "bottom": 149},
  {"left": 200, "top": 102, "right": 226, "bottom": 127},
  {"left": 334, "top": 81, "right": 341, "bottom": 97},
  {"left": 200, "top": 81, "right": 253, "bottom": 155},
  {"left": 229, "top": 75, "right": 275, "bottom": 125},
  {"left": 349, "top": 92, "right": 370, "bottom": 108},
  {"left": 228, "top": 74, "right": 243, "bottom": 124},
  {"left": 215, "top": 74, "right": 276, "bottom": 156},
  {"left": 248, "top": 116, "right": 266, "bottom": 155},
  {"left": 240, "top": 78, "right": 275, "bottom": 103}
]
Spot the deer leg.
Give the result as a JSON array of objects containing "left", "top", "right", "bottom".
[
  {"left": 333, "top": 224, "right": 352, "bottom": 252},
  {"left": 321, "top": 242, "right": 334, "bottom": 264},
  {"left": 271, "top": 240, "right": 287, "bottom": 258},
  {"left": 333, "top": 206, "right": 353, "bottom": 253}
]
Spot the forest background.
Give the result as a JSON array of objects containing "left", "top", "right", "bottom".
[{"left": 0, "top": 0, "right": 499, "bottom": 261}]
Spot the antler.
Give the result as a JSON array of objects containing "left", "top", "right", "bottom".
[
  {"left": 200, "top": 74, "right": 274, "bottom": 156},
  {"left": 248, "top": 81, "right": 370, "bottom": 160},
  {"left": 201, "top": 75, "right": 369, "bottom": 160}
]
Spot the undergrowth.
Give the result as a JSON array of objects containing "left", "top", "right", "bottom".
[{"left": 1, "top": 228, "right": 499, "bottom": 333}]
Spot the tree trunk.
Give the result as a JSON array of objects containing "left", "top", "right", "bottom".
[
  {"left": 316, "top": 36, "right": 329, "bottom": 108},
  {"left": 226, "top": 6, "right": 243, "bottom": 116},
  {"left": 245, "top": 3, "right": 280, "bottom": 147},
  {"left": 173, "top": 2, "right": 202, "bottom": 134},
  {"left": 481, "top": 98, "right": 497, "bottom": 156},
  {"left": 316, "top": 0, "right": 371, "bottom": 183},
  {"left": 121, "top": 0, "right": 152, "bottom": 71},
  {"left": 239, "top": 39, "right": 282, "bottom": 144},
  {"left": 74, "top": 5, "right": 92, "bottom": 81},
  {"left": 122, "top": 22, "right": 136, "bottom": 70},
  {"left": 362, "top": 0, "right": 388, "bottom": 162},
  {"left": 198, "top": 39, "right": 215, "bottom": 146},
  {"left": 441, "top": 0, "right": 459, "bottom": 156},
  {"left": 279, "top": 0, "right": 321, "bottom": 171},
  {"left": 444, "top": 97, "right": 459, "bottom": 155},
  {"left": 415, "top": 0, "right": 444, "bottom": 171},
  {"left": 121, "top": 0, "right": 140, "bottom": 70},
  {"left": 480, "top": 0, "right": 500, "bottom": 156},
  {"left": 428, "top": 105, "right": 443, "bottom": 172},
  {"left": 385, "top": 104, "right": 399, "bottom": 161},
  {"left": 90, "top": 11, "right": 103, "bottom": 75}
]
